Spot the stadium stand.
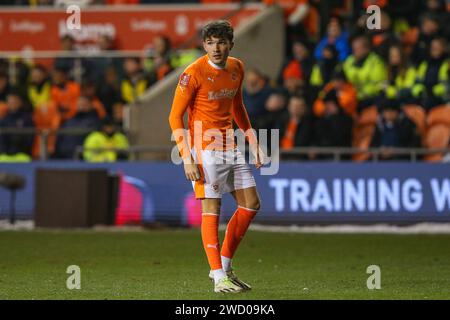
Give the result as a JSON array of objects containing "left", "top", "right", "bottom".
[{"left": 0, "top": 0, "right": 448, "bottom": 162}]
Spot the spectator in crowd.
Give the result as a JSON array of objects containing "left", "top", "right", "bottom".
[
  {"left": 54, "top": 34, "right": 93, "bottom": 81},
  {"left": 54, "top": 35, "right": 77, "bottom": 77},
  {"left": 373, "top": 0, "right": 421, "bottom": 29},
  {"left": 369, "top": 11, "right": 399, "bottom": 62},
  {"left": 310, "top": 44, "right": 339, "bottom": 90},
  {"left": 4, "top": 59, "right": 29, "bottom": 94},
  {"left": 384, "top": 44, "right": 416, "bottom": 103},
  {"left": 343, "top": 35, "right": 387, "bottom": 110},
  {"left": 422, "top": 0, "right": 449, "bottom": 39},
  {"left": 282, "top": 62, "right": 304, "bottom": 98},
  {"left": 265, "top": 0, "right": 320, "bottom": 53},
  {"left": 28, "top": 65, "right": 61, "bottom": 158},
  {"left": 314, "top": 16, "right": 350, "bottom": 63},
  {"left": 412, "top": 36, "right": 449, "bottom": 110},
  {"left": 242, "top": 68, "right": 272, "bottom": 123},
  {"left": 144, "top": 35, "right": 174, "bottom": 80},
  {"left": 55, "top": 95, "right": 102, "bottom": 159},
  {"left": 313, "top": 89, "right": 353, "bottom": 157},
  {"left": 171, "top": 48, "right": 201, "bottom": 71},
  {"left": 51, "top": 67, "right": 81, "bottom": 120},
  {"left": 313, "top": 70, "right": 358, "bottom": 119},
  {"left": 27, "top": 64, "right": 52, "bottom": 110},
  {"left": 254, "top": 90, "right": 288, "bottom": 131},
  {"left": 121, "top": 57, "right": 154, "bottom": 105},
  {"left": 370, "top": 98, "right": 421, "bottom": 160},
  {"left": 0, "top": 90, "right": 34, "bottom": 162},
  {"left": 0, "top": 71, "right": 11, "bottom": 103},
  {"left": 90, "top": 34, "right": 123, "bottom": 83},
  {"left": 279, "top": 94, "right": 314, "bottom": 153},
  {"left": 278, "top": 39, "right": 314, "bottom": 88},
  {"left": 98, "top": 66, "right": 124, "bottom": 122},
  {"left": 411, "top": 13, "right": 442, "bottom": 64},
  {"left": 83, "top": 117, "right": 129, "bottom": 162},
  {"left": 80, "top": 78, "right": 107, "bottom": 119}
]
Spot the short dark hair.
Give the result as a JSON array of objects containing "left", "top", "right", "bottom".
[
  {"left": 201, "top": 20, "right": 234, "bottom": 42},
  {"left": 379, "top": 97, "right": 400, "bottom": 111},
  {"left": 32, "top": 64, "right": 48, "bottom": 74},
  {"left": 352, "top": 34, "right": 371, "bottom": 49},
  {"left": 0, "top": 70, "right": 8, "bottom": 79},
  {"left": 431, "top": 36, "right": 447, "bottom": 47},
  {"left": 7, "top": 87, "right": 25, "bottom": 101},
  {"left": 54, "top": 66, "right": 69, "bottom": 75}
]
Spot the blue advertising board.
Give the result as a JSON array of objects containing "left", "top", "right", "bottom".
[{"left": 0, "top": 162, "right": 449, "bottom": 224}]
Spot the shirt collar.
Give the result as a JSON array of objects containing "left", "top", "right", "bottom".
[{"left": 208, "top": 58, "right": 226, "bottom": 70}]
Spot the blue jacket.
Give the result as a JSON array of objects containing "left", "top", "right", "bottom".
[{"left": 314, "top": 32, "right": 350, "bottom": 62}]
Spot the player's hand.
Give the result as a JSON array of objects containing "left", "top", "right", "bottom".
[
  {"left": 250, "top": 144, "right": 266, "bottom": 169},
  {"left": 184, "top": 163, "right": 201, "bottom": 181}
]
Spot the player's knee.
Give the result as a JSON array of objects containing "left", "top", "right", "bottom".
[
  {"left": 246, "top": 196, "right": 261, "bottom": 212},
  {"left": 202, "top": 199, "right": 221, "bottom": 215}
]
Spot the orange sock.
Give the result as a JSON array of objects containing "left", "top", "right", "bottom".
[
  {"left": 201, "top": 213, "right": 222, "bottom": 270},
  {"left": 221, "top": 206, "right": 258, "bottom": 259}
]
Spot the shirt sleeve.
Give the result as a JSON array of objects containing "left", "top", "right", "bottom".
[
  {"left": 232, "top": 61, "right": 258, "bottom": 145},
  {"left": 168, "top": 68, "right": 199, "bottom": 158}
]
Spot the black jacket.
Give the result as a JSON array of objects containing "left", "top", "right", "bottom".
[
  {"left": 370, "top": 113, "right": 421, "bottom": 149},
  {"left": 279, "top": 112, "right": 315, "bottom": 148},
  {"left": 0, "top": 109, "right": 34, "bottom": 155}
]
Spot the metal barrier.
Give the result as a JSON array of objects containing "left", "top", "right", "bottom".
[
  {"left": 1, "top": 127, "right": 449, "bottom": 161},
  {"left": 75, "top": 145, "right": 450, "bottom": 162},
  {"left": 0, "top": 127, "right": 96, "bottom": 161}
]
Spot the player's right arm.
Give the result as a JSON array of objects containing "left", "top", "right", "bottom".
[{"left": 168, "top": 70, "right": 201, "bottom": 181}]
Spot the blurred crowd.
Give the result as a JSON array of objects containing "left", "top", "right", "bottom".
[
  {"left": 0, "top": 33, "right": 200, "bottom": 161},
  {"left": 243, "top": 0, "right": 450, "bottom": 161},
  {"left": 0, "top": 0, "right": 449, "bottom": 162}
]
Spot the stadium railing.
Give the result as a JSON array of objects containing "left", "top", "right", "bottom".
[
  {"left": 73, "top": 144, "right": 450, "bottom": 162},
  {"left": 2, "top": 126, "right": 448, "bottom": 162}
]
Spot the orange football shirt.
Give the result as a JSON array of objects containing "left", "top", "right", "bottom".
[{"left": 169, "top": 54, "right": 257, "bottom": 156}]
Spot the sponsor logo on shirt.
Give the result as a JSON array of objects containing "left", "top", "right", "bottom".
[{"left": 208, "top": 88, "right": 237, "bottom": 100}]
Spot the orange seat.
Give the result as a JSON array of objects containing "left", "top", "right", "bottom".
[
  {"left": 352, "top": 106, "right": 378, "bottom": 161},
  {"left": 424, "top": 105, "right": 450, "bottom": 162},
  {"left": 403, "top": 104, "right": 426, "bottom": 134},
  {"left": 403, "top": 104, "right": 426, "bottom": 143},
  {"left": 352, "top": 124, "right": 376, "bottom": 162},
  {"left": 424, "top": 124, "right": 450, "bottom": 162},
  {"left": 427, "top": 105, "right": 450, "bottom": 127},
  {"left": 357, "top": 105, "right": 378, "bottom": 126},
  {"left": 0, "top": 102, "right": 7, "bottom": 119}
]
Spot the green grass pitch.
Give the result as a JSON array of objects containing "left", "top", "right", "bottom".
[{"left": 0, "top": 228, "right": 449, "bottom": 299}]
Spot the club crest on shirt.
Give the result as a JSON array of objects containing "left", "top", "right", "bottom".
[
  {"left": 231, "top": 72, "right": 238, "bottom": 81},
  {"left": 179, "top": 73, "right": 191, "bottom": 86},
  {"left": 212, "top": 184, "right": 219, "bottom": 192}
]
